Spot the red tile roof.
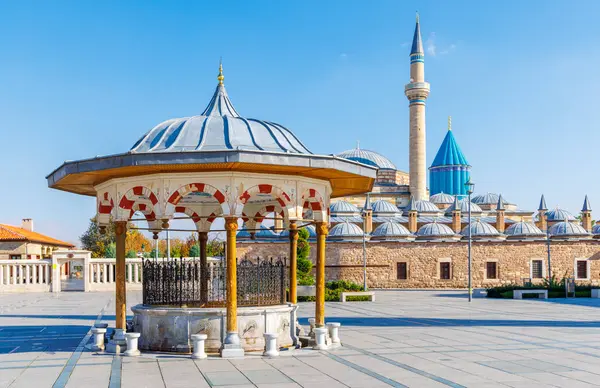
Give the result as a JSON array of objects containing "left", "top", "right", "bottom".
[{"left": 0, "top": 224, "right": 74, "bottom": 248}]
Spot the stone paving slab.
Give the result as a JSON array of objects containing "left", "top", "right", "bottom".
[{"left": 3, "top": 290, "right": 600, "bottom": 387}]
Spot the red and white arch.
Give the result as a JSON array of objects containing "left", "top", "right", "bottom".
[
  {"left": 118, "top": 186, "right": 159, "bottom": 223},
  {"left": 300, "top": 188, "right": 327, "bottom": 222}
]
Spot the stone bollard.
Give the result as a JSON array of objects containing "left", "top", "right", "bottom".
[
  {"left": 190, "top": 334, "right": 208, "bottom": 359},
  {"left": 263, "top": 333, "right": 279, "bottom": 357},
  {"left": 91, "top": 328, "right": 106, "bottom": 351},
  {"left": 124, "top": 332, "right": 141, "bottom": 357},
  {"left": 327, "top": 322, "right": 341, "bottom": 348},
  {"left": 308, "top": 318, "right": 316, "bottom": 336},
  {"left": 313, "top": 328, "right": 328, "bottom": 350}
]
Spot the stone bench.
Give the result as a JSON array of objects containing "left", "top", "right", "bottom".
[
  {"left": 513, "top": 289, "right": 548, "bottom": 299},
  {"left": 297, "top": 286, "right": 316, "bottom": 297},
  {"left": 340, "top": 291, "right": 375, "bottom": 302}
]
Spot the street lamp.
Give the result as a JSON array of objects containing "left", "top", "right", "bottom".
[{"left": 465, "top": 179, "right": 475, "bottom": 302}]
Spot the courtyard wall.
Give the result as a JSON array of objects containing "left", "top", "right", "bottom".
[{"left": 237, "top": 240, "right": 600, "bottom": 288}]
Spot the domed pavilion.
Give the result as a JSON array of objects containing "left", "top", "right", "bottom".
[{"left": 46, "top": 64, "right": 376, "bottom": 356}]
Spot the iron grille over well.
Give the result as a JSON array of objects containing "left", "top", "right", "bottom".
[{"left": 142, "top": 257, "right": 286, "bottom": 307}]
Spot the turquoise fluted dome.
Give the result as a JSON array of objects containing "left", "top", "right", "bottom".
[{"left": 429, "top": 128, "right": 471, "bottom": 196}]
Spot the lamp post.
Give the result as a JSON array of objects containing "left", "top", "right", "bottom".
[
  {"left": 546, "top": 226, "right": 552, "bottom": 281},
  {"left": 362, "top": 212, "right": 368, "bottom": 292},
  {"left": 465, "top": 179, "right": 475, "bottom": 302}
]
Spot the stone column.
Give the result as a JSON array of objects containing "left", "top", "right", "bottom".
[
  {"left": 221, "top": 217, "right": 244, "bottom": 358},
  {"left": 288, "top": 220, "right": 298, "bottom": 304},
  {"left": 315, "top": 222, "right": 328, "bottom": 328},
  {"left": 199, "top": 231, "right": 208, "bottom": 304},
  {"left": 115, "top": 221, "right": 127, "bottom": 331}
]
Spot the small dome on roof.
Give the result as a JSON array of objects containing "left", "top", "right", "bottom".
[
  {"left": 592, "top": 223, "right": 600, "bottom": 235},
  {"left": 472, "top": 193, "right": 509, "bottom": 206},
  {"left": 460, "top": 220, "right": 502, "bottom": 238},
  {"left": 330, "top": 201, "right": 360, "bottom": 215},
  {"left": 505, "top": 221, "right": 546, "bottom": 239},
  {"left": 371, "top": 200, "right": 401, "bottom": 215},
  {"left": 429, "top": 192, "right": 455, "bottom": 205},
  {"left": 237, "top": 225, "right": 278, "bottom": 240},
  {"left": 549, "top": 221, "right": 590, "bottom": 238},
  {"left": 336, "top": 148, "right": 396, "bottom": 170},
  {"left": 416, "top": 222, "right": 457, "bottom": 240},
  {"left": 280, "top": 225, "right": 316, "bottom": 240},
  {"left": 405, "top": 199, "right": 440, "bottom": 214},
  {"left": 545, "top": 208, "right": 576, "bottom": 222},
  {"left": 371, "top": 222, "right": 414, "bottom": 241},
  {"left": 445, "top": 198, "right": 482, "bottom": 214},
  {"left": 328, "top": 222, "right": 364, "bottom": 241}
]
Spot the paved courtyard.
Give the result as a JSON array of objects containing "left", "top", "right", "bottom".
[{"left": 2, "top": 291, "right": 600, "bottom": 387}]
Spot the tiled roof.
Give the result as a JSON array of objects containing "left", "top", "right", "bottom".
[{"left": 0, "top": 224, "right": 74, "bottom": 247}]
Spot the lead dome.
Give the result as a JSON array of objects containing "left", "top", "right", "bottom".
[
  {"left": 131, "top": 68, "right": 311, "bottom": 155},
  {"left": 336, "top": 148, "right": 396, "bottom": 170}
]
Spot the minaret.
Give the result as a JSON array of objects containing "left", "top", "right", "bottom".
[
  {"left": 581, "top": 195, "right": 592, "bottom": 232},
  {"left": 405, "top": 13, "right": 430, "bottom": 200}
]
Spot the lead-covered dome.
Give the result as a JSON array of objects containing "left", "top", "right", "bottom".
[
  {"left": 336, "top": 148, "right": 396, "bottom": 170},
  {"left": 131, "top": 77, "right": 311, "bottom": 154},
  {"left": 505, "top": 221, "right": 546, "bottom": 239},
  {"left": 472, "top": 193, "right": 509, "bottom": 206},
  {"left": 430, "top": 192, "right": 455, "bottom": 205},
  {"left": 328, "top": 222, "right": 365, "bottom": 241},
  {"left": 416, "top": 222, "right": 458, "bottom": 240},
  {"left": 460, "top": 220, "right": 503, "bottom": 239},
  {"left": 545, "top": 208, "right": 576, "bottom": 222},
  {"left": 371, "top": 222, "right": 414, "bottom": 241},
  {"left": 371, "top": 200, "right": 401, "bottom": 214},
  {"left": 445, "top": 198, "right": 482, "bottom": 214},
  {"left": 593, "top": 223, "right": 600, "bottom": 236},
  {"left": 549, "top": 221, "right": 590, "bottom": 238}
]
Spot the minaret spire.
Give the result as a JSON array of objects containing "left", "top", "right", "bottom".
[
  {"left": 217, "top": 58, "right": 224, "bottom": 85},
  {"left": 405, "top": 14, "right": 430, "bottom": 200}
]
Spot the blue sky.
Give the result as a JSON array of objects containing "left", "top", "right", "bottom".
[{"left": 1, "top": 0, "right": 599, "bottom": 244}]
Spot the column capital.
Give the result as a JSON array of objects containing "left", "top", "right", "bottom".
[
  {"left": 316, "top": 222, "right": 329, "bottom": 237},
  {"left": 289, "top": 220, "right": 299, "bottom": 241},
  {"left": 198, "top": 231, "right": 209, "bottom": 242},
  {"left": 114, "top": 221, "right": 127, "bottom": 236},
  {"left": 224, "top": 217, "right": 238, "bottom": 232}
]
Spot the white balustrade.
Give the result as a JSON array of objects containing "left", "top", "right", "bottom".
[{"left": 0, "top": 260, "right": 51, "bottom": 292}]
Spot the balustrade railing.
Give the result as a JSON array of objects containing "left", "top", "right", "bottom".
[
  {"left": 0, "top": 259, "right": 52, "bottom": 292},
  {"left": 88, "top": 258, "right": 144, "bottom": 291}
]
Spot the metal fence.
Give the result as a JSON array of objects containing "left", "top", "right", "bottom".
[{"left": 142, "top": 257, "right": 286, "bottom": 307}]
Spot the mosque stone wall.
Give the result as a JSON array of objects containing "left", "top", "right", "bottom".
[{"left": 237, "top": 240, "right": 600, "bottom": 289}]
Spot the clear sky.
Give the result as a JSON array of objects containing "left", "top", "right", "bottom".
[{"left": 1, "top": 0, "right": 599, "bottom": 244}]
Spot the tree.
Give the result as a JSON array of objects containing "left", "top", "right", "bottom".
[
  {"left": 80, "top": 217, "right": 115, "bottom": 258},
  {"left": 126, "top": 229, "right": 151, "bottom": 255},
  {"left": 126, "top": 250, "right": 137, "bottom": 258},
  {"left": 297, "top": 228, "right": 314, "bottom": 285},
  {"left": 104, "top": 243, "right": 116, "bottom": 258},
  {"left": 189, "top": 244, "right": 200, "bottom": 258}
]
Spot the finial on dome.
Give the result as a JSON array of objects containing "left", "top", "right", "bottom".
[
  {"left": 356, "top": 140, "right": 360, "bottom": 149},
  {"left": 448, "top": 116, "right": 452, "bottom": 131},
  {"left": 217, "top": 58, "right": 224, "bottom": 85},
  {"left": 416, "top": 11, "right": 419, "bottom": 23}
]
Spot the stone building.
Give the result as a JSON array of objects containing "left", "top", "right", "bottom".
[{"left": 0, "top": 219, "right": 74, "bottom": 259}]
